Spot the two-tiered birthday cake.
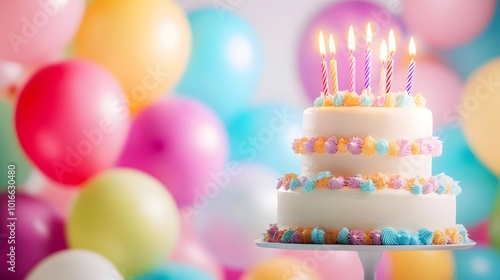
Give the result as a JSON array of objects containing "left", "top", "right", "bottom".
[{"left": 264, "top": 91, "right": 470, "bottom": 245}]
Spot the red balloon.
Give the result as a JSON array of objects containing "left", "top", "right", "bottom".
[{"left": 15, "top": 60, "right": 130, "bottom": 185}]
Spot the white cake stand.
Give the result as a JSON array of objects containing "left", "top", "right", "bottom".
[{"left": 255, "top": 241, "right": 475, "bottom": 280}]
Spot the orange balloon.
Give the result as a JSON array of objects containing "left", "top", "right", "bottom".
[
  {"left": 242, "top": 256, "right": 320, "bottom": 280},
  {"left": 388, "top": 251, "right": 454, "bottom": 280},
  {"left": 75, "top": 0, "right": 191, "bottom": 114}
]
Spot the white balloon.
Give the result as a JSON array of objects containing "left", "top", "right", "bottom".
[
  {"left": 192, "top": 163, "right": 280, "bottom": 269},
  {"left": 26, "top": 249, "right": 123, "bottom": 280}
]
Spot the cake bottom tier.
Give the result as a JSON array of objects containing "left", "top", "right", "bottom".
[
  {"left": 278, "top": 188, "right": 455, "bottom": 232},
  {"left": 269, "top": 188, "right": 469, "bottom": 245}
]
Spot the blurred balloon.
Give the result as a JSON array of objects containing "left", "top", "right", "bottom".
[
  {"left": 241, "top": 256, "right": 320, "bottom": 280},
  {"left": 393, "top": 58, "right": 463, "bottom": 128},
  {"left": 491, "top": 188, "right": 500, "bottom": 249},
  {"left": 0, "top": 193, "right": 66, "bottom": 280},
  {"left": 461, "top": 58, "right": 500, "bottom": 177},
  {"left": 22, "top": 170, "right": 78, "bottom": 218},
  {"left": 388, "top": 251, "right": 454, "bottom": 280},
  {"left": 136, "top": 263, "right": 216, "bottom": 280},
  {"left": 298, "top": 1, "right": 405, "bottom": 102},
  {"left": 176, "top": 9, "right": 263, "bottom": 122},
  {"left": 283, "top": 250, "right": 364, "bottom": 279},
  {"left": 0, "top": 101, "right": 31, "bottom": 188},
  {"left": 224, "top": 267, "right": 245, "bottom": 280},
  {"left": 0, "top": 60, "right": 23, "bottom": 100},
  {"left": 442, "top": 4, "right": 500, "bottom": 78},
  {"left": 454, "top": 247, "right": 500, "bottom": 280},
  {"left": 26, "top": 249, "right": 123, "bottom": 280},
  {"left": 67, "top": 169, "right": 179, "bottom": 276},
  {"left": 193, "top": 163, "right": 280, "bottom": 269},
  {"left": 169, "top": 216, "right": 223, "bottom": 279},
  {"left": 15, "top": 60, "right": 130, "bottom": 185},
  {"left": 433, "top": 125, "right": 498, "bottom": 226},
  {"left": 402, "top": 0, "right": 496, "bottom": 49},
  {"left": 0, "top": 0, "right": 84, "bottom": 65},
  {"left": 117, "top": 97, "right": 228, "bottom": 207},
  {"left": 75, "top": 0, "right": 191, "bottom": 114},
  {"left": 227, "top": 104, "right": 302, "bottom": 174},
  {"left": 468, "top": 219, "right": 490, "bottom": 246}
]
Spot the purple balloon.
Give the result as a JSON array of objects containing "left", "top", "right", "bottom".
[
  {"left": 0, "top": 193, "right": 66, "bottom": 279},
  {"left": 117, "top": 97, "right": 228, "bottom": 207},
  {"left": 298, "top": 1, "right": 405, "bottom": 102}
]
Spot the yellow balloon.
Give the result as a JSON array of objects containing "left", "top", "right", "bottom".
[
  {"left": 67, "top": 168, "right": 179, "bottom": 277},
  {"left": 241, "top": 256, "right": 320, "bottom": 280},
  {"left": 388, "top": 251, "right": 454, "bottom": 280},
  {"left": 75, "top": 0, "right": 191, "bottom": 114},
  {"left": 461, "top": 58, "right": 500, "bottom": 176}
]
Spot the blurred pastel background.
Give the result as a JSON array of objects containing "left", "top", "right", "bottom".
[{"left": 1, "top": 0, "right": 500, "bottom": 279}]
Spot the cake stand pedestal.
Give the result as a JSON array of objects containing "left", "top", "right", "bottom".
[{"left": 255, "top": 241, "right": 475, "bottom": 280}]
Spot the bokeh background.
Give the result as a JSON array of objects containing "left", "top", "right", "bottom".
[{"left": 1, "top": 0, "right": 500, "bottom": 279}]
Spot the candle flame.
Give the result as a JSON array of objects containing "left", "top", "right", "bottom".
[
  {"left": 366, "top": 23, "right": 372, "bottom": 45},
  {"left": 348, "top": 25, "right": 355, "bottom": 52},
  {"left": 380, "top": 39, "right": 387, "bottom": 63},
  {"left": 319, "top": 31, "right": 326, "bottom": 56},
  {"left": 409, "top": 37, "right": 416, "bottom": 57},
  {"left": 329, "top": 34, "right": 335, "bottom": 55},
  {"left": 388, "top": 29, "right": 396, "bottom": 54}
]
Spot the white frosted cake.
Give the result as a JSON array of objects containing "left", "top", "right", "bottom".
[{"left": 265, "top": 91, "right": 470, "bottom": 245}]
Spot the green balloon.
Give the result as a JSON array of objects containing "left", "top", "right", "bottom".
[
  {"left": 67, "top": 168, "right": 179, "bottom": 277},
  {"left": 0, "top": 101, "right": 31, "bottom": 188},
  {"left": 490, "top": 186, "right": 500, "bottom": 249}
]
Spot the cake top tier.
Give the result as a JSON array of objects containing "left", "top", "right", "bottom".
[{"left": 313, "top": 90, "right": 426, "bottom": 108}]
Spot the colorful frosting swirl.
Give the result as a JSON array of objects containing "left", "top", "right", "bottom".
[
  {"left": 313, "top": 91, "right": 426, "bottom": 108},
  {"left": 276, "top": 172, "right": 461, "bottom": 195},
  {"left": 292, "top": 136, "right": 442, "bottom": 157},
  {"left": 264, "top": 224, "right": 470, "bottom": 245}
]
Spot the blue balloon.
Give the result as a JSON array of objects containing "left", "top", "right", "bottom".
[
  {"left": 176, "top": 9, "right": 263, "bottom": 122},
  {"left": 227, "top": 104, "right": 302, "bottom": 174},
  {"left": 0, "top": 101, "right": 31, "bottom": 188},
  {"left": 433, "top": 125, "right": 498, "bottom": 226},
  {"left": 442, "top": 4, "right": 500, "bottom": 78},
  {"left": 135, "top": 263, "right": 216, "bottom": 280},
  {"left": 454, "top": 247, "right": 500, "bottom": 280}
]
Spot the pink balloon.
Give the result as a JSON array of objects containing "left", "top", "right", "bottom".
[
  {"left": 298, "top": 1, "right": 405, "bottom": 102},
  {"left": 15, "top": 59, "right": 130, "bottom": 185},
  {"left": 402, "top": 0, "right": 496, "bottom": 49},
  {"left": 393, "top": 58, "right": 463, "bottom": 128},
  {"left": 467, "top": 219, "right": 490, "bottom": 246},
  {"left": 283, "top": 250, "right": 364, "bottom": 279},
  {"left": 117, "top": 97, "right": 228, "bottom": 207},
  {"left": 169, "top": 216, "right": 224, "bottom": 279},
  {"left": 0, "top": 0, "right": 85, "bottom": 65}
]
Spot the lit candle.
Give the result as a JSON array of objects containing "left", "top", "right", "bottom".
[
  {"left": 385, "top": 29, "right": 396, "bottom": 93},
  {"left": 319, "top": 31, "right": 329, "bottom": 95},
  {"left": 380, "top": 39, "right": 387, "bottom": 96},
  {"left": 348, "top": 25, "right": 356, "bottom": 93},
  {"left": 364, "top": 23, "right": 372, "bottom": 91},
  {"left": 329, "top": 34, "right": 338, "bottom": 95},
  {"left": 405, "top": 37, "right": 416, "bottom": 95}
]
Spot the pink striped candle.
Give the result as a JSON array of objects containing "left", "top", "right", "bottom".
[
  {"left": 385, "top": 29, "right": 396, "bottom": 93},
  {"left": 364, "top": 23, "right": 372, "bottom": 91},
  {"left": 405, "top": 37, "right": 416, "bottom": 94},
  {"left": 319, "top": 31, "right": 329, "bottom": 94},
  {"left": 348, "top": 25, "right": 355, "bottom": 93}
]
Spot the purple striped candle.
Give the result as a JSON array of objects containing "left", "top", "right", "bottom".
[{"left": 405, "top": 37, "right": 416, "bottom": 94}]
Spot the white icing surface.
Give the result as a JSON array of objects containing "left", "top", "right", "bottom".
[
  {"left": 301, "top": 107, "right": 433, "bottom": 178},
  {"left": 277, "top": 188, "right": 456, "bottom": 232},
  {"left": 302, "top": 154, "right": 432, "bottom": 178}
]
